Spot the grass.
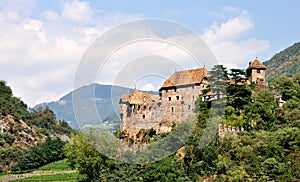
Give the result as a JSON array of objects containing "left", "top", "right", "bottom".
[
  {"left": 11, "top": 172, "right": 78, "bottom": 182},
  {"left": 37, "top": 159, "right": 72, "bottom": 171},
  {"left": 0, "top": 159, "right": 78, "bottom": 182}
]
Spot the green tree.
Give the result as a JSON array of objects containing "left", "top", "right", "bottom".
[{"left": 208, "top": 65, "right": 228, "bottom": 99}]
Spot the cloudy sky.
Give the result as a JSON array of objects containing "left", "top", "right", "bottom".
[{"left": 0, "top": 0, "right": 299, "bottom": 106}]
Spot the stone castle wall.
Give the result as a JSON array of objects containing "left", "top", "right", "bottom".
[
  {"left": 120, "top": 83, "right": 208, "bottom": 139},
  {"left": 249, "top": 69, "right": 266, "bottom": 82}
]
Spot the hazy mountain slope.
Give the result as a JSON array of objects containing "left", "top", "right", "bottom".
[
  {"left": 35, "top": 84, "right": 158, "bottom": 129},
  {"left": 264, "top": 42, "right": 300, "bottom": 82}
]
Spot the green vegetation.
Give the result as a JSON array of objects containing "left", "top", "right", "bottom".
[
  {"left": 11, "top": 172, "right": 78, "bottom": 182},
  {"left": 38, "top": 159, "right": 72, "bottom": 171},
  {"left": 0, "top": 80, "right": 30, "bottom": 120},
  {"left": 12, "top": 137, "right": 66, "bottom": 172}
]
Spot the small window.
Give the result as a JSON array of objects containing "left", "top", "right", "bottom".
[
  {"left": 174, "top": 87, "right": 177, "bottom": 92},
  {"left": 176, "top": 96, "right": 180, "bottom": 100},
  {"left": 138, "top": 105, "right": 140, "bottom": 111},
  {"left": 168, "top": 97, "right": 171, "bottom": 101},
  {"left": 149, "top": 106, "right": 152, "bottom": 111},
  {"left": 143, "top": 115, "right": 145, "bottom": 119},
  {"left": 166, "top": 89, "right": 168, "bottom": 93},
  {"left": 192, "top": 95, "right": 195, "bottom": 100},
  {"left": 171, "top": 107, "right": 174, "bottom": 112},
  {"left": 188, "top": 105, "right": 191, "bottom": 110},
  {"left": 143, "top": 105, "right": 147, "bottom": 110},
  {"left": 257, "top": 69, "right": 261, "bottom": 73}
]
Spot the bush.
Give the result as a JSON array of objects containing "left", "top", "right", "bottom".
[
  {"left": 12, "top": 137, "right": 66, "bottom": 172},
  {"left": 0, "top": 133, "right": 15, "bottom": 145}
]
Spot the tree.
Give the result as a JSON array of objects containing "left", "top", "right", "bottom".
[
  {"left": 270, "top": 76, "right": 299, "bottom": 101},
  {"left": 229, "top": 68, "right": 247, "bottom": 84},
  {"left": 244, "top": 90, "right": 276, "bottom": 130},
  {"left": 208, "top": 65, "right": 228, "bottom": 99}
]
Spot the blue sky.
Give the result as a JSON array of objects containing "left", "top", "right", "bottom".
[{"left": 0, "top": 0, "right": 299, "bottom": 106}]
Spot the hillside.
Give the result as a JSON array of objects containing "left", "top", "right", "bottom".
[
  {"left": 35, "top": 84, "right": 158, "bottom": 129},
  {"left": 264, "top": 42, "right": 300, "bottom": 82},
  {"left": 0, "top": 80, "right": 73, "bottom": 172}
]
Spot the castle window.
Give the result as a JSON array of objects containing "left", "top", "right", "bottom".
[
  {"left": 192, "top": 95, "right": 195, "bottom": 100},
  {"left": 143, "top": 115, "right": 145, "bottom": 119},
  {"left": 138, "top": 105, "right": 140, "bottom": 111},
  {"left": 171, "top": 107, "right": 174, "bottom": 112},
  {"left": 257, "top": 69, "right": 261, "bottom": 73},
  {"left": 166, "top": 89, "right": 168, "bottom": 93},
  {"left": 176, "top": 96, "right": 180, "bottom": 100},
  {"left": 149, "top": 106, "right": 152, "bottom": 111},
  {"left": 143, "top": 105, "right": 147, "bottom": 110},
  {"left": 174, "top": 87, "right": 177, "bottom": 92},
  {"left": 168, "top": 97, "right": 171, "bottom": 101},
  {"left": 188, "top": 105, "right": 191, "bottom": 110}
]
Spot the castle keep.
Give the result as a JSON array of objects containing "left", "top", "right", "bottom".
[{"left": 119, "top": 58, "right": 267, "bottom": 139}]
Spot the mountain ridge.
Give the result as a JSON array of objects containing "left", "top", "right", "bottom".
[{"left": 263, "top": 42, "right": 300, "bottom": 82}]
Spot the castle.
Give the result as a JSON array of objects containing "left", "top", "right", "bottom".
[{"left": 119, "top": 58, "right": 267, "bottom": 140}]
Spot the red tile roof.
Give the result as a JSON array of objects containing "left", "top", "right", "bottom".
[
  {"left": 161, "top": 68, "right": 207, "bottom": 88},
  {"left": 246, "top": 59, "right": 266, "bottom": 70}
]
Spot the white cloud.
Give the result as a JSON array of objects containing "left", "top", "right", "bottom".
[
  {"left": 61, "top": 0, "right": 93, "bottom": 23},
  {"left": 141, "top": 83, "right": 156, "bottom": 91},
  {"left": 221, "top": 6, "right": 239, "bottom": 13},
  {"left": 0, "top": 0, "right": 143, "bottom": 106},
  {"left": 201, "top": 10, "right": 270, "bottom": 68},
  {"left": 203, "top": 11, "right": 254, "bottom": 43}
]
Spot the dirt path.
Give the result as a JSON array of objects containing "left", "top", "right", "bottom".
[{"left": 0, "top": 170, "right": 77, "bottom": 182}]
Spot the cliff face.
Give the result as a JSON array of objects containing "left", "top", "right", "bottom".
[{"left": 0, "top": 115, "right": 46, "bottom": 148}]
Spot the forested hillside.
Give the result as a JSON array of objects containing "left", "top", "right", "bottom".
[
  {"left": 0, "top": 80, "right": 74, "bottom": 172},
  {"left": 65, "top": 66, "right": 300, "bottom": 181},
  {"left": 264, "top": 42, "right": 300, "bottom": 82}
]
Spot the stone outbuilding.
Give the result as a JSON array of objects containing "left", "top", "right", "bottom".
[{"left": 246, "top": 58, "right": 267, "bottom": 88}]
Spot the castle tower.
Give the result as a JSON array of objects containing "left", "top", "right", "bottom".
[{"left": 246, "top": 58, "right": 267, "bottom": 83}]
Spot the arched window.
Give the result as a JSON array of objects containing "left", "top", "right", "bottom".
[{"left": 176, "top": 96, "right": 180, "bottom": 100}]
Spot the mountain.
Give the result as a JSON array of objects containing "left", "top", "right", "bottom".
[
  {"left": 264, "top": 42, "right": 300, "bottom": 82},
  {"left": 34, "top": 84, "right": 158, "bottom": 129}
]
